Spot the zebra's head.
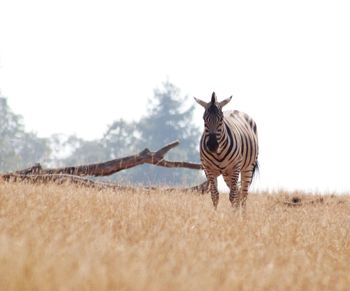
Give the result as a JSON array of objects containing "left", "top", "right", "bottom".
[{"left": 194, "top": 92, "right": 232, "bottom": 152}]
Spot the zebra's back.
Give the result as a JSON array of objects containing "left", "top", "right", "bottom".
[
  {"left": 225, "top": 110, "right": 257, "bottom": 135},
  {"left": 223, "top": 110, "right": 258, "bottom": 170}
]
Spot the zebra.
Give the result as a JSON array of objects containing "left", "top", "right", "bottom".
[{"left": 194, "top": 92, "right": 259, "bottom": 209}]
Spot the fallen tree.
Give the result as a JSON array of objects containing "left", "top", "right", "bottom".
[{"left": 0, "top": 140, "right": 209, "bottom": 193}]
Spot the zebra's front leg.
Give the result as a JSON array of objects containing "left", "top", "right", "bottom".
[
  {"left": 208, "top": 176, "right": 219, "bottom": 209},
  {"left": 226, "top": 169, "right": 240, "bottom": 208}
]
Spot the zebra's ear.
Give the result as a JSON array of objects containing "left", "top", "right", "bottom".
[
  {"left": 219, "top": 96, "right": 232, "bottom": 108},
  {"left": 194, "top": 97, "right": 208, "bottom": 108}
]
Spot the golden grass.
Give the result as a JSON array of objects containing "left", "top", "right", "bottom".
[{"left": 0, "top": 183, "right": 350, "bottom": 291}]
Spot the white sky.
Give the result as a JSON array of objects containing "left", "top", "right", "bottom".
[{"left": 1, "top": 0, "right": 350, "bottom": 193}]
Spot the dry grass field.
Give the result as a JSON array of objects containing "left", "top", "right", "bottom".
[{"left": 0, "top": 183, "right": 350, "bottom": 291}]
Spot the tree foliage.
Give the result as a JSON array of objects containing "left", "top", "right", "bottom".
[
  {"left": 57, "top": 82, "right": 202, "bottom": 185},
  {"left": 0, "top": 97, "right": 50, "bottom": 171},
  {"left": 129, "top": 81, "right": 201, "bottom": 185},
  {"left": 0, "top": 82, "right": 203, "bottom": 185}
]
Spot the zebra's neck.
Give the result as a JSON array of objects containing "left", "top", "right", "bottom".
[{"left": 216, "top": 122, "right": 229, "bottom": 154}]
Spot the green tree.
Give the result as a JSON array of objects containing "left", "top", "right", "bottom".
[
  {"left": 129, "top": 81, "right": 202, "bottom": 186},
  {"left": 52, "top": 121, "right": 139, "bottom": 183},
  {"left": 59, "top": 135, "right": 109, "bottom": 166},
  {"left": 0, "top": 96, "right": 50, "bottom": 171},
  {"left": 48, "top": 81, "right": 203, "bottom": 186},
  {"left": 102, "top": 119, "right": 139, "bottom": 159}
]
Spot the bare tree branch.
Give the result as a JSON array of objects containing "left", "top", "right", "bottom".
[
  {"left": 0, "top": 140, "right": 207, "bottom": 193},
  {"left": 10, "top": 140, "right": 202, "bottom": 177}
]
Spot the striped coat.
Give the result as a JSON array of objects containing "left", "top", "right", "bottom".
[{"left": 195, "top": 92, "right": 259, "bottom": 209}]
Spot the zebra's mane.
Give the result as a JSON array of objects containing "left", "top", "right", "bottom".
[
  {"left": 211, "top": 92, "right": 216, "bottom": 103},
  {"left": 206, "top": 102, "right": 223, "bottom": 117}
]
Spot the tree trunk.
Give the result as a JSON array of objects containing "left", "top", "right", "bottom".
[
  {"left": 0, "top": 140, "right": 208, "bottom": 193},
  {"left": 13, "top": 140, "right": 202, "bottom": 176}
]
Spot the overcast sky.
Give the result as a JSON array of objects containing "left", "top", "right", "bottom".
[{"left": 1, "top": 0, "right": 350, "bottom": 193}]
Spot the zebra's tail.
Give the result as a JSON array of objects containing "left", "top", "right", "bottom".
[{"left": 251, "top": 161, "right": 259, "bottom": 184}]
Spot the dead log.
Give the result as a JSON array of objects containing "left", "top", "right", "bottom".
[
  {"left": 186, "top": 180, "right": 209, "bottom": 193},
  {"left": 1, "top": 173, "right": 208, "bottom": 193},
  {"left": 0, "top": 173, "right": 149, "bottom": 191},
  {"left": 0, "top": 140, "right": 208, "bottom": 193},
  {"left": 2, "top": 173, "right": 119, "bottom": 189},
  {"left": 13, "top": 140, "right": 202, "bottom": 177}
]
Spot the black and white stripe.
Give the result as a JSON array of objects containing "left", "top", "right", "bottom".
[{"left": 194, "top": 92, "right": 259, "bottom": 209}]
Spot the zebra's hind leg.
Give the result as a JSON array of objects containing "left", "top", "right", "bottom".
[
  {"left": 240, "top": 169, "right": 254, "bottom": 207},
  {"left": 208, "top": 176, "right": 219, "bottom": 209},
  {"left": 224, "top": 169, "right": 240, "bottom": 208}
]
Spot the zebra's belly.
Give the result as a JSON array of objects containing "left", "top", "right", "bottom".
[{"left": 201, "top": 158, "right": 238, "bottom": 176}]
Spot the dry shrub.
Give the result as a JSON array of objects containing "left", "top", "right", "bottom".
[{"left": 0, "top": 183, "right": 350, "bottom": 291}]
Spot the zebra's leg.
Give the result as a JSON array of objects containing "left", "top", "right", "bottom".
[
  {"left": 208, "top": 176, "right": 219, "bottom": 209},
  {"left": 240, "top": 169, "right": 254, "bottom": 207},
  {"left": 224, "top": 169, "right": 240, "bottom": 208}
]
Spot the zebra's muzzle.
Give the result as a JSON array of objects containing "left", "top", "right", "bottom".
[{"left": 206, "top": 134, "right": 219, "bottom": 152}]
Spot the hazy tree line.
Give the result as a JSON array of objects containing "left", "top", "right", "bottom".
[{"left": 0, "top": 82, "right": 203, "bottom": 186}]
